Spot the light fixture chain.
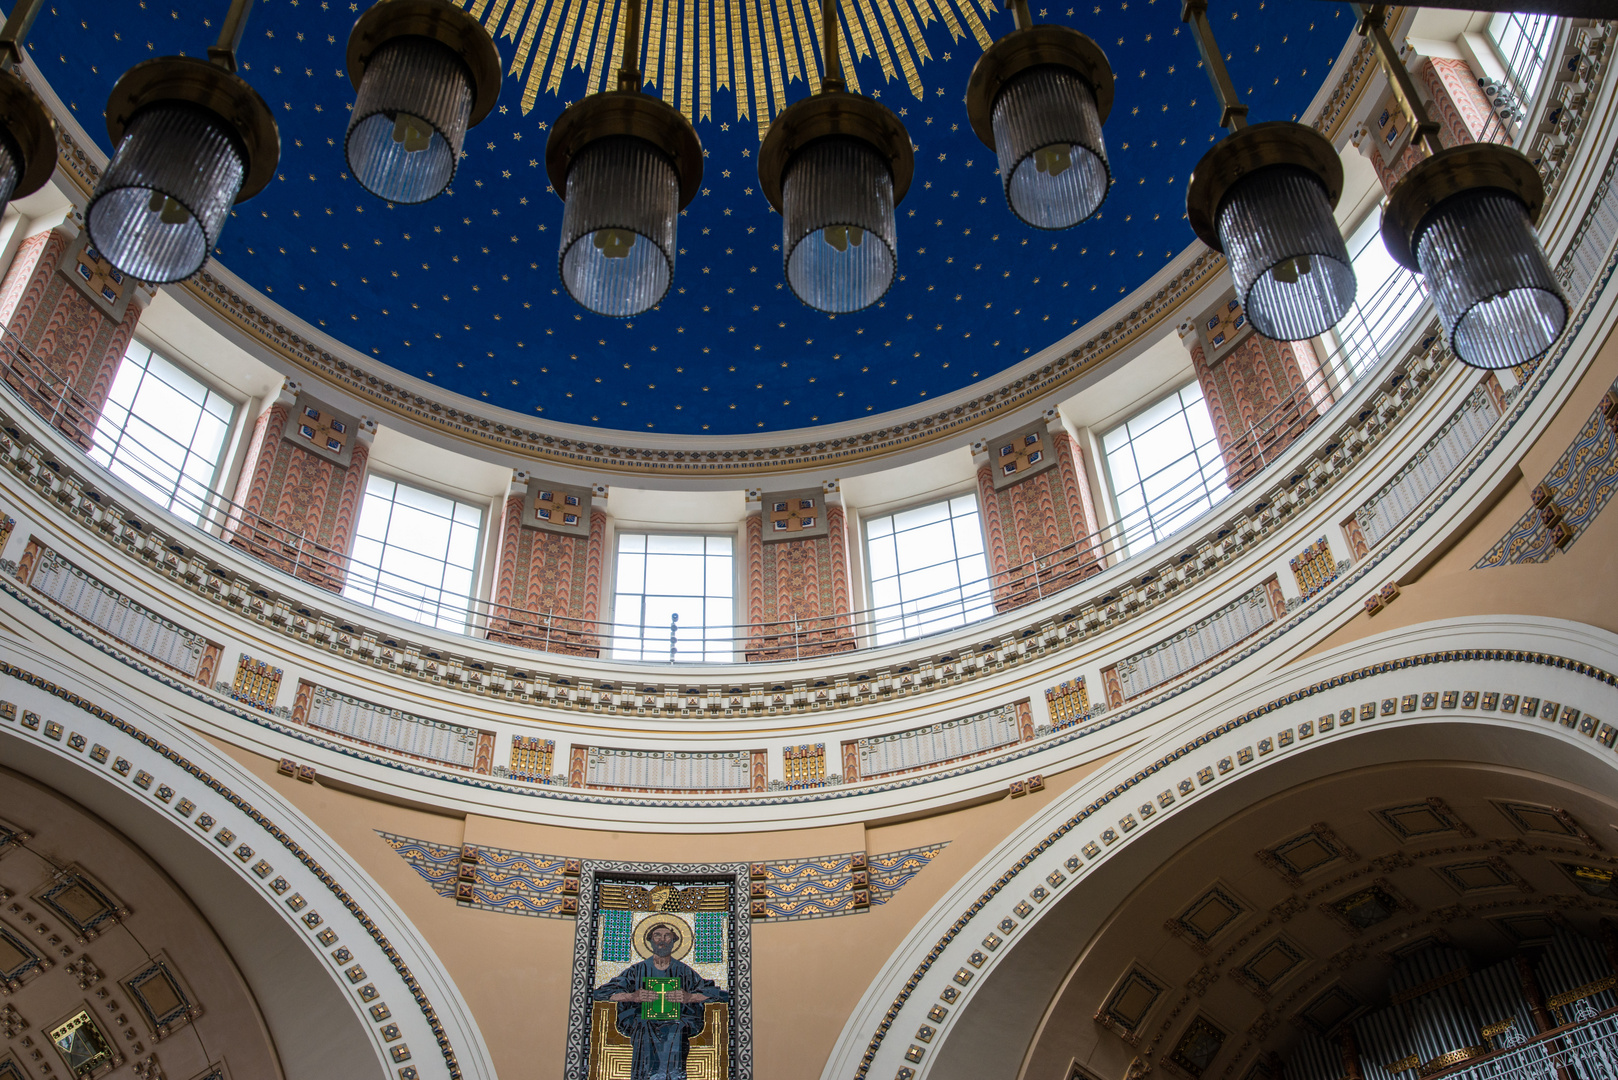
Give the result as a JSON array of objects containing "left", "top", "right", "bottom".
[
  {"left": 207, "top": 0, "right": 258, "bottom": 72},
  {"left": 0, "top": 0, "right": 45, "bottom": 72},
  {"left": 1351, "top": 3, "right": 1444, "bottom": 158},
  {"left": 1180, "top": 0, "right": 1248, "bottom": 132}
]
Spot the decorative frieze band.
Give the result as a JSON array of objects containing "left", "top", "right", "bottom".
[
  {"left": 567, "top": 746, "right": 769, "bottom": 793},
  {"left": 1102, "top": 579, "right": 1286, "bottom": 707},
  {"left": 16, "top": 539, "right": 221, "bottom": 686},
  {"left": 291, "top": 681, "right": 495, "bottom": 774},
  {"left": 846, "top": 701, "right": 1035, "bottom": 781}
]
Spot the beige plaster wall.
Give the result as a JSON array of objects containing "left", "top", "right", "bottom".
[{"left": 216, "top": 736, "right": 1121, "bottom": 1079}]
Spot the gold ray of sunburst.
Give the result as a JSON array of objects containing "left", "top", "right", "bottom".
[{"left": 460, "top": 0, "right": 996, "bottom": 135}]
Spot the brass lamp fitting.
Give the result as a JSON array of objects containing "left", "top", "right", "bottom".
[
  {"left": 757, "top": 91, "right": 914, "bottom": 212},
  {"left": 346, "top": 0, "right": 503, "bottom": 128},
  {"left": 104, "top": 56, "right": 280, "bottom": 201},
  {"left": 1381, "top": 142, "right": 1546, "bottom": 269},
  {"left": 1185, "top": 121, "right": 1343, "bottom": 252},
  {"left": 963, "top": 24, "right": 1113, "bottom": 151}
]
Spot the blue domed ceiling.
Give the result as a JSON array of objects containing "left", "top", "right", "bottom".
[{"left": 33, "top": 0, "right": 1349, "bottom": 434}]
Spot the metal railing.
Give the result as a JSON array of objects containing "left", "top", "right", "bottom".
[
  {"left": 0, "top": 222, "right": 1441, "bottom": 665},
  {"left": 1439, "top": 1006, "right": 1618, "bottom": 1080}
]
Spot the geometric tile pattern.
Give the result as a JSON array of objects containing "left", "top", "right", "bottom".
[
  {"left": 1475, "top": 381, "right": 1618, "bottom": 566},
  {"left": 379, "top": 833, "right": 946, "bottom": 922}
]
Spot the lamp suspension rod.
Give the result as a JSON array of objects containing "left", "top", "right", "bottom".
[
  {"left": 1181, "top": 0, "right": 1249, "bottom": 130},
  {"left": 207, "top": 0, "right": 257, "bottom": 72},
  {"left": 1003, "top": 0, "right": 1033, "bottom": 31},
  {"left": 0, "top": 0, "right": 44, "bottom": 72},
  {"left": 617, "top": 0, "right": 643, "bottom": 89},
  {"left": 821, "top": 0, "right": 844, "bottom": 91},
  {"left": 1351, "top": 3, "right": 1443, "bottom": 157}
]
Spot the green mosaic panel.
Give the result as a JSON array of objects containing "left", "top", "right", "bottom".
[
  {"left": 602, "top": 910, "right": 633, "bottom": 962},
  {"left": 694, "top": 912, "right": 724, "bottom": 963}
]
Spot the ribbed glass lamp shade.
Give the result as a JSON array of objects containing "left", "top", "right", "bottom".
[
  {"left": 991, "top": 65, "right": 1109, "bottom": 230},
  {"left": 1216, "top": 164, "right": 1356, "bottom": 341},
  {"left": 1414, "top": 188, "right": 1567, "bottom": 370},
  {"left": 782, "top": 137, "right": 896, "bottom": 313},
  {"left": 558, "top": 135, "right": 679, "bottom": 318},
  {"left": 87, "top": 103, "right": 245, "bottom": 284},
  {"left": 0, "top": 128, "right": 22, "bottom": 210},
  {"left": 345, "top": 36, "right": 473, "bottom": 204}
]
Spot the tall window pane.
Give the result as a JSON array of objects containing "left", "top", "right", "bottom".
[
  {"left": 343, "top": 475, "right": 484, "bottom": 633},
  {"left": 1329, "top": 210, "right": 1426, "bottom": 382},
  {"left": 1489, "top": 12, "right": 1556, "bottom": 109},
  {"left": 90, "top": 341, "right": 235, "bottom": 526},
  {"left": 1103, "top": 383, "right": 1229, "bottom": 554},
  {"left": 864, "top": 494, "right": 992, "bottom": 646},
  {"left": 612, "top": 533, "right": 734, "bottom": 662}
]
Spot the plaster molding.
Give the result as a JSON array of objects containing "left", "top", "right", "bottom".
[
  {"left": 823, "top": 616, "right": 1618, "bottom": 1080},
  {"left": 0, "top": 637, "right": 500, "bottom": 1080}
]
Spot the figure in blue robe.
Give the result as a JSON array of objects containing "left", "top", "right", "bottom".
[{"left": 592, "top": 922, "right": 730, "bottom": 1080}]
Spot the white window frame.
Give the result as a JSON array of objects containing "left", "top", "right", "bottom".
[
  {"left": 861, "top": 490, "right": 994, "bottom": 646},
  {"left": 609, "top": 530, "right": 738, "bottom": 663},
  {"left": 342, "top": 471, "right": 488, "bottom": 634},
  {"left": 90, "top": 338, "right": 240, "bottom": 528},
  {"left": 1100, "top": 381, "right": 1229, "bottom": 556}
]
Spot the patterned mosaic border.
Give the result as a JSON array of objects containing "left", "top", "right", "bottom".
[
  {"left": 563, "top": 860, "right": 753, "bottom": 1080},
  {"left": 380, "top": 834, "right": 947, "bottom": 922},
  {"left": 1475, "top": 380, "right": 1618, "bottom": 566},
  {"left": 0, "top": 658, "right": 468, "bottom": 1080}
]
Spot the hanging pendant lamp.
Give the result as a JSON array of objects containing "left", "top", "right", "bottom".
[
  {"left": 1354, "top": 3, "right": 1566, "bottom": 370},
  {"left": 0, "top": 0, "right": 58, "bottom": 211},
  {"left": 1182, "top": 0, "right": 1355, "bottom": 343},
  {"left": 545, "top": 0, "right": 702, "bottom": 318},
  {"left": 345, "top": 0, "right": 501, "bottom": 205},
  {"left": 964, "top": 0, "right": 1113, "bottom": 230},
  {"left": 758, "top": 0, "right": 913, "bottom": 313},
  {"left": 87, "top": 0, "right": 278, "bottom": 284}
]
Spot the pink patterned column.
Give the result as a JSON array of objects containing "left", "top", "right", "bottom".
[
  {"left": 744, "top": 504, "right": 764, "bottom": 655},
  {"left": 222, "top": 386, "right": 294, "bottom": 551},
  {"left": 487, "top": 477, "right": 527, "bottom": 641},
  {"left": 322, "top": 430, "right": 373, "bottom": 591},
  {"left": 825, "top": 493, "right": 854, "bottom": 637},
  {"left": 0, "top": 225, "right": 152, "bottom": 447},
  {"left": 1421, "top": 56, "right": 1507, "bottom": 147},
  {"left": 973, "top": 457, "right": 1015, "bottom": 611},
  {"left": 1050, "top": 427, "right": 1102, "bottom": 570},
  {"left": 582, "top": 497, "right": 608, "bottom": 649}
]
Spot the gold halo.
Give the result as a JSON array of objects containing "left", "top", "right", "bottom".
[{"left": 631, "top": 914, "right": 694, "bottom": 962}]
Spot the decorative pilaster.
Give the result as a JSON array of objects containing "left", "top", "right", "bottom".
[
  {"left": 973, "top": 414, "right": 1103, "bottom": 612},
  {"left": 1352, "top": 50, "right": 1502, "bottom": 196},
  {"left": 1420, "top": 55, "right": 1508, "bottom": 147},
  {"left": 220, "top": 381, "right": 375, "bottom": 593},
  {"left": 744, "top": 484, "right": 854, "bottom": 661},
  {"left": 744, "top": 492, "right": 765, "bottom": 655},
  {"left": 0, "top": 217, "right": 154, "bottom": 449},
  {"left": 1181, "top": 293, "right": 1333, "bottom": 489},
  {"left": 485, "top": 472, "right": 598, "bottom": 656},
  {"left": 972, "top": 453, "right": 1014, "bottom": 610},
  {"left": 582, "top": 488, "right": 609, "bottom": 647}
]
